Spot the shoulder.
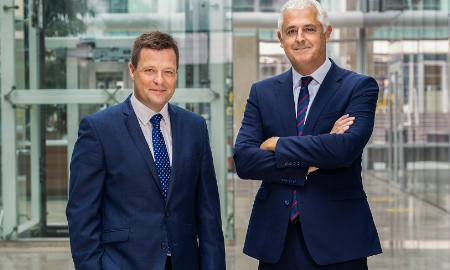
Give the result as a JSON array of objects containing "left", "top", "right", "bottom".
[
  {"left": 82, "top": 100, "right": 127, "bottom": 128},
  {"left": 333, "top": 62, "right": 377, "bottom": 86},
  {"left": 89, "top": 103, "right": 122, "bottom": 119},
  {"left": 333, "top": 67, "right": 379, "bottom": 97},
  {"left": 249, "top": 69, "right": 291, "bottom": 98},
  {"left": 254, "top": 70, "right": 289, "bottom": 88},
  {"left": 169, "top": 104, "right": 206, "bottom": 125}
]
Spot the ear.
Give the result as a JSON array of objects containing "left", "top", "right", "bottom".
[
  {"left": 325, "top": 25, "right": 332, "bottom": 43},
  {"left": 128, "top": 62, "right": 135, "bottom": 81},
  {"left": 277, "top": 31, "right": 284, "bottom": 48}
]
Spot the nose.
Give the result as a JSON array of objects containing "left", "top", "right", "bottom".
[
  {"left": 153, "top": 72, "right": 164, "bottom": 85},
  {"left": 296, "top": 30, "right": 305, "bottom": 42}
]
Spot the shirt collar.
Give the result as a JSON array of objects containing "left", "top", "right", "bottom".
[
  {"left": 292, "top": 58, "right": 332, "bottom": 86},
  {"left": 130, "top": 93, "right": 170, "bottom": 126}
]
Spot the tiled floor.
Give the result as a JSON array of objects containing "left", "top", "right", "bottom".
[{"left": 1, "top": 173, "right": 450, "bottom": 269}]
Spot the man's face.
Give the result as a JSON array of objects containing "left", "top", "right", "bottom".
[
  {"left": 129, "top": 47, "right": 177, "bottom": 112},
  {"left": 277, "top": 6, "right": 332, "bottom": 75}
]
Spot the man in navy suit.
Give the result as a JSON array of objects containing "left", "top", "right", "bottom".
[
  {"left": 66, "top": 31, "right": 226, "bottom": 270},
  {"left": 234, "top": 0, "right": 382, "bottom": 269}
]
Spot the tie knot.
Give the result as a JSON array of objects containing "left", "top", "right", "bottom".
[
  {"left": 301, "top": 76, "right": 314, "bottom": 87},
  {"left": 150, "top": 113, "right": 163, "bottom": 128}
]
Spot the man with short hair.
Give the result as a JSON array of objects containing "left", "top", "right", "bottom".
[
  {"left": 234, "top": 0, "right": 382, "bottom": 269},
  {"left": 67, "top": 31, "right": 226, "bottom": 270}
]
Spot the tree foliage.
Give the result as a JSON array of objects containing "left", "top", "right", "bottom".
[{"left": 44, "top": 0, "right": 95, "bottom": 37}]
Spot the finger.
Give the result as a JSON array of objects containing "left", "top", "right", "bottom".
[
  {"left": 344, "top": 120, "right": 354, "bottom": 127},
  {"left": 339, "top": 117, "right": 354, "bottom": 125},
  {"left": 336, "top": 125, "right": 349, "bottom": 134},
  {"left": 338, "top": 114, "right": 350, "bottom": 120},
  {"left": 337, "top": 117, "right": 355, "bottom": 128},
  {"left": 335, "top": 114, "right": 349, "bottom": 125},
  {"left": 333, "top": 123, "right": 351, "bottom": 134},
  {"left": 335, "top": 116, "right": 354, "bottom": 127}
]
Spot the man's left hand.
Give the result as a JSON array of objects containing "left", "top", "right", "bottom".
[{"left": 260, "top": 137, "right": 279, "bottom": 152}]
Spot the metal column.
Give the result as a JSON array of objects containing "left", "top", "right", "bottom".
[{"left": 1, "top": 0, "right": 18, "bottom": 239}]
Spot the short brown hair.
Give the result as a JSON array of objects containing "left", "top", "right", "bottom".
[{"left": 131, "top": 31, "right": 179, "bottom": 70}]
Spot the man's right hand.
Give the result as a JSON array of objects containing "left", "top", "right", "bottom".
[{"left": 308, "top": 114, "right": 355, "bottom": 174}]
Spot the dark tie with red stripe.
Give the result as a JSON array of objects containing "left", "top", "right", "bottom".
[{"left": 290, "top": 76, "right": 313, "bottom": 221}]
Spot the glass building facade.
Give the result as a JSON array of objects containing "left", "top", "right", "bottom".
[
  {"left": 0, "top": 0, "right": 233, "bottom": 240},
  {"left": 0, "top": 0, "right": 450, "bottom": 241},
  {"left": 233, "top": 0, "right": 450, "bottom": 214}
]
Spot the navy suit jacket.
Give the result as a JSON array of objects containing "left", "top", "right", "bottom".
[
  {"left": 66, "top": 95, "right": 226, "bottom": 270},
  {"left": 234, "top": 59, "right": 382, "bottom": 265}
]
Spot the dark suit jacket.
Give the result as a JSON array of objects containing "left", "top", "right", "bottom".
[
  {"left": 66, "top": 95, "right": 226, "bottom": 270},
  {"left": 234, "top": 59, "right": 382, "bottom": 265}
]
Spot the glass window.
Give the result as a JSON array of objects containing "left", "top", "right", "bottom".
[{"left": 2, "top": 0, "right": 234, "bottom": 240}]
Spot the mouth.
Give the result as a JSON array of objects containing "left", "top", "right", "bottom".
[{"left": 294, "top": 47, "right": 311, "bottom": 51}]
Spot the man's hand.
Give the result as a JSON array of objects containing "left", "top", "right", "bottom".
[
  {"left": 309, "top": 114, "right": 355, "bottom": 174},
  {"left": 330, "top": 114, "right": 354, "bottom": 134},
  {"left": 260, "top": 136, "right": 279, "bottom": 152}
]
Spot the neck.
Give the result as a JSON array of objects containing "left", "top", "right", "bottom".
[{"left": 293, "top": 56, "right": 327, "bottom": 76}]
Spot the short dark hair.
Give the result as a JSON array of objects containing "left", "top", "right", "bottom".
[{"left": 131, "top": 31, "right": 179, "bottom": 70}]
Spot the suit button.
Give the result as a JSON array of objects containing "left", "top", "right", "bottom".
[
  {"left": 284, "top": 200, "right": 290, "bottom": 206},
  {"left": 285, "top": 162, "right": 288, "bottom": 166},
  {"left": 161, "top": 243, "right": 167, "bottom": 250},
  {"left": 165, "top": 211, "right": 170, "bottom": 217}
]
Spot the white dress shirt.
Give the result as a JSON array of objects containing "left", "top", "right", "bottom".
[
  {"left": 292, "top": 58, "right": 332, "bottom": 121},
  {"left": 130, "top": 94, "right": 173, "bottom": 165}
]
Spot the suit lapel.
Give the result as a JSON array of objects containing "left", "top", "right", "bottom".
[
  {"left": 303, "top": 60, "right": 342, "bottom": 135},
  {"left": 123, "top": 96, "right": 165, "bottom": 199},
  {"left": 165, "top": 104, "right": 180, "bottom": 203},
  {"left": 275, "top": 69, "right": 297, "bottom": 136}
]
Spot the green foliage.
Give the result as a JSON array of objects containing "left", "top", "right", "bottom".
[
  {"left": 44, "top": 50, "right": 66, "bottom": 89},
  {"left": 44, "top": 0, "right": 95, "bottom": 37}
]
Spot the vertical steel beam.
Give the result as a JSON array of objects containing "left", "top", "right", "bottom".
[
  {"left": 66, "top": 57, "right": 79, "bottom": 201},
  {"left": 28, "top": 0, "right": 42, "bottom": 228},
  {"left": 358, "top": 0, "right": 367, "bottom": 75},
  {"left": 208, "top": 0, "right": 229, "bottom": 237},
  {"left": 1, "top": 0, "right": 18, "bottom": 239}
]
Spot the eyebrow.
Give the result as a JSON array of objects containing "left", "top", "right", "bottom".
[
  {"left": 285, "top": 24, "right": 318, "bottom": 31},
  {"left": 284, "top": 26, "right": 297, "bottom": 31},
  {"left": 303, "top": 24, "right": 318, "bottom": 28}
]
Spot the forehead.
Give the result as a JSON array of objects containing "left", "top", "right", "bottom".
[
  {"left": 282, "top": 6, "right": 321, "bottom": 29},
  {"left": 138, "top": 47, "right": 177, "bottom": 67}
]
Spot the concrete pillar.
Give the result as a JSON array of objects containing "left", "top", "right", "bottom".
[{"left": 232, "top": 36, "right": 258, "bottom": 141}]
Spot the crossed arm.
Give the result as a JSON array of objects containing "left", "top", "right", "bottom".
[
  {"left": 234, "top": 76, "right": 378, "bottom": 183},
  {"left": 260, "top": 114, "right": 355, "bottom": 174}
]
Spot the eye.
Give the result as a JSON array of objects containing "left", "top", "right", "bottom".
[
  {"left": 144, "top": 69, "right": 154, "bottom": 74},
  {"left": 305, "top": 28, "right": 315, "bottom": 32},
  {"left": 286, "top": 29, "right": 297, "bottom": 35},
  {"left": 164, "top": 70, "right": 176, "bottom": 76}
]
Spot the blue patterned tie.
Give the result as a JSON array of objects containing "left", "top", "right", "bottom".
[
  {"left": 296, "top": 76, "right": 313, "bottom": 136},
  {"left": 150, "top": 114, "right": 171, "bottom": 199},
  {"left": 290, "top": 76, "right": 313, "bottom": 221}
]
